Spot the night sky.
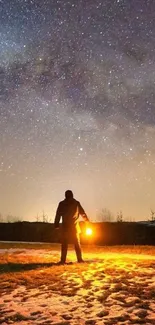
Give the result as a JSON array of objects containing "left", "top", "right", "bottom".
[{"left": 0, "top": 0, "right": 155, "bottom": 221}]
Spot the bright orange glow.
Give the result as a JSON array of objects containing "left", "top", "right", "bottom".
[{"left": 86, "top": 227, "right": 93, "bottom": 236}]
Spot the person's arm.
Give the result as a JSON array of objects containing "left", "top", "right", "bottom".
[
  {"left": 78, "top": 202, "right": 89, "bottom": 221},
  {"left": 54, "top": 203, "right": 62, "bottom": 228}
]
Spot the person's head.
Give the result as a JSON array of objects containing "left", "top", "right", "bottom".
[{"left": 65, "top": 190, "right": 74, "bottom": 199}]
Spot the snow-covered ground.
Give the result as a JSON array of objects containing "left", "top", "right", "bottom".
[{"left": 0, "top": 245, "right": 155, "bottom": 325}]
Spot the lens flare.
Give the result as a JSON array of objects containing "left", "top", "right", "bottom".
[{"left": 86, "top": 227, "right": 93, "bottom": 236}]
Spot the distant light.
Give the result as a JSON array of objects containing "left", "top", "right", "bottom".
[{"left": 86, "top": 228, "right": 93, "bottom": 236}]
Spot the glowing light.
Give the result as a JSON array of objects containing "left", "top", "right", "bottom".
[{"left": 86, "top": 228, "right": 93, "bottom": 236}]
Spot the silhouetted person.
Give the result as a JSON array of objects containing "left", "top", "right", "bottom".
[{"left": 54, "top": 190, "right": 89, "bottom": 264}]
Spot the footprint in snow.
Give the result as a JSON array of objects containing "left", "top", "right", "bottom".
[{"left": 62, "top": 314, "right": 72, "bottom": 320}]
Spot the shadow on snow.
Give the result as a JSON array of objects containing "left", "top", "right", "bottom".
[{"left": 0, "top": 260, "right": 95, "bottom": 273}]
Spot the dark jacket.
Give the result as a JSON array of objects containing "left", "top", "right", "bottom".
[{"left": 54, "top": 198, "right": 89, "bottom": 233}]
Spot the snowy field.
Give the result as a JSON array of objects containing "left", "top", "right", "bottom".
[{"left": 0, "top": 243, "right": 155, "bottom": 325}]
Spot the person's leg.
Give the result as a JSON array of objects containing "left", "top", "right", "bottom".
[
  {"left": 74, "top": 233, "right": 83, "bottom": 262},
  {"left": 60, "top": 232, "right": 68, "bottom": 263}
]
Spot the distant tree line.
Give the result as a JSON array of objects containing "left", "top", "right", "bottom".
[
  {"left": 0, "top": 220, "right": 155, "bottom": 245},
  {"left": 0, "top": 208, "right": 155, "bottom": 223},
  {"left": 97, "top": 208, "right": 155, "bottom": 223}
]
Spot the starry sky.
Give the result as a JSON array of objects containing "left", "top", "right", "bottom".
[{"left": 0, "top": 0, "right": 155, "bottom": 222}]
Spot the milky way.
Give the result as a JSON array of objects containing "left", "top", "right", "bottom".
[{"left": 0, "top": 0, "right": 155, "bottom": 221}]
